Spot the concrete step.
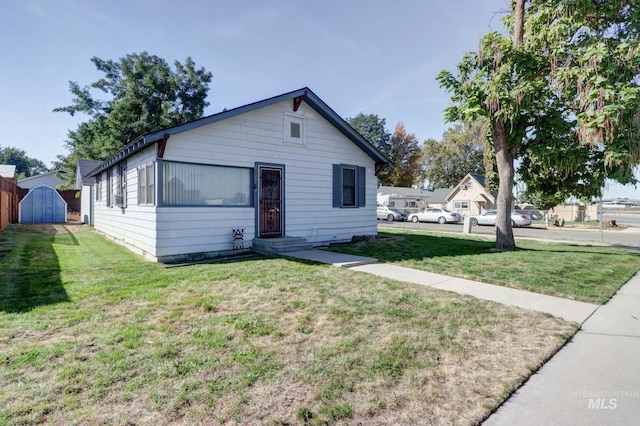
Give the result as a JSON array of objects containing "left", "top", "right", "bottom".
[{"left": 253, "top": 237, "right": 314, "bottom": 254}]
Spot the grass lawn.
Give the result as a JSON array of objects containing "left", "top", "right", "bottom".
[
  {"left": 0, "top": 224, "right": 577, "bottom": 425},
  {"left": 328, "top": 229, "right": 640, "bottom": 304}
]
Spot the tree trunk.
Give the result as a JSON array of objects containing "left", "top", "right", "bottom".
[
  {"left": 492, "top": 119, "right": 516, "bottom": 251},
  {"left": 488, "top": 0, "right": 525, "bottom": 251}
]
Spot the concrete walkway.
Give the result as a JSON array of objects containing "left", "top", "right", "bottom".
[
  {"left": 485, "top": 271, "right": 640, "bottom": 425},
  {"left": 284, "top": 249, "right": 598, "bottom": 324},
  {"left": 284, "top": 248, "right": 640, "bottom": 425}
]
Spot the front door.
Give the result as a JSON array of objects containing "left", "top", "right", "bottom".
[{"left": 258, "top": 166, "right": 283, "bottom": 238}]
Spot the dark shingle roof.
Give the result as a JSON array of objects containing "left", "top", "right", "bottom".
[
  {"left": 77, "top": 160, "right": 103, "bottom": 186},
  {"left": 88, "top": 87, "right": 391, "bottom": 177}
]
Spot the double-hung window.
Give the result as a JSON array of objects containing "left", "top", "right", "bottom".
[
  {"left": 138, "top": 163, "right": 155, "bottom": 205},
  {"left": 107, "top": 164, "right": 126, "bottom": 208},
  {"left": 332, "top": 164, "right": 366, "bottom": 208},
  {"left": 95, "top": 174, "right": 102, "bottom": 201}
]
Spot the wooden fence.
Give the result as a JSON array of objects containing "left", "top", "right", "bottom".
[{"left": 0, "top": 175, "right": 21, "bottom": 231}]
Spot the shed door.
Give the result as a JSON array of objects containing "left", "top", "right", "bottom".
[{"left": 258, "top": 166, "right": 283, "bottom": 238}]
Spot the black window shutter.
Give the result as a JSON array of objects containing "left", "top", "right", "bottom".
[
  {"left": 357, "top": 166, "right": 366, "bottom": 207},
  {"left": 332, "top": 164, "right": 341, "bottom": 207}
]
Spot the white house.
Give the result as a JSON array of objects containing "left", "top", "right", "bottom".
[
  {"left": 445, "top": 173, "right": 497, "bottom": 216},
  {"left": 376, "top": 186, "right": 431, "bottom": 215},
  {"left": 75, "top": 159, "right": 102, "bottom": 225},
  {"left": 86, "top": 88, "right": 389, "bottom": 263}
]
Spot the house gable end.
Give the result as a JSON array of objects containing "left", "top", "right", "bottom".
[{"left": 88, "top": 88, "right": 390, "bottom": 177}]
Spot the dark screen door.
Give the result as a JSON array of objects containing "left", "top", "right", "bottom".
[{"left": 259, "top": 167, "right": 283, "bottom": 238}]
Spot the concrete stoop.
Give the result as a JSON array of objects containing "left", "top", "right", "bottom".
[{"left": 252, "top": 237, "right": 314, "bottom": 254}]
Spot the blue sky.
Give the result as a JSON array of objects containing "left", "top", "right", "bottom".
[{"left": 1, "top": 0, "right": 638, "bottom": 199}]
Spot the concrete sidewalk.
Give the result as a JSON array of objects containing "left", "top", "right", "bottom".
[
  {"left": 485, "top": 271, "right": 640, "bottom": 425},
  {"left": 284, "top": 249, "right": 598, "bottom": 324},
  {"left": 284, "top": 248, "right": 640, "bottom": 425}
]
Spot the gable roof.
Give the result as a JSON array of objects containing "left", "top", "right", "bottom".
[
  {"left": 17, "top": 170, "right": 67, "bottom": 190},
  {"left": 429, "top": 188, "right": 453, "bottom": 204},
  {"left": 446, "top": 173, "right": 496, "bottom": 201},
  {"left": 76, "top": 160, "right": 103, "bottom": 189},
  {"left": 89, "top": 87, "right": 390, "bottom": 177}
]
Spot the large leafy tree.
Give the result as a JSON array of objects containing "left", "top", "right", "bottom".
[
  {"left": 347, "top": 114, "right": 422, "bottom": 186},
  {"left": 386, "top": 123, "right": 423, "bottom": 187},
  {"left": 438, "top": 0, "right": 640, "bottom": 251},
  {"left": 0, "top": 146, "right": 49, "bottom": 178},
  {"left": 54, "top": 52, "right": 213, "bottom": 184},
  {"left": 422, "top": 121, "right": 486, "bottom": 188},
  {"left": 347, "top": 113, "right": 394, "bottom": 183}
]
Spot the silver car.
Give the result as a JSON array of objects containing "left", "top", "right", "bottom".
[
  {"left": 469, "top": 210, "right": 532, "bottom": 227},
  {"left": 408, "top": 208, "right": 462, "bottom": 224},
  {"left": 376, "top": 205, "right": 407, "bottom": 221}
]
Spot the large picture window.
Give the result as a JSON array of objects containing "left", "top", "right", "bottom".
[
  {"left": 163, "top": 162, "right": 252, "bottom": 206},
  {"left": 332, "top": 164, "right": 366, "bottom": 208}
]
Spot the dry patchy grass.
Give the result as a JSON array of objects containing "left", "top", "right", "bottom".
[{"left": 0, "top": 225, "right": 577, "bottom": 425}]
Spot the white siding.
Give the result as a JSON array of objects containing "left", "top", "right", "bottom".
[
  {"left": 93, "top": 146, "right": 158, "bottom": 259},
  {"left": 160, "top": 100, "right": 377, "bottom": 250},
  {"left": 94, "top": 99, "right": 379, "bottom": 261},
  {"left": 80, "top": 185, "right": 92, "bottom": 224}
]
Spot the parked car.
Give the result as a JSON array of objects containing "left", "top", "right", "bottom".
[
  {"left": 469, "top": 210, "right": 532, "bottom": 227},
  {"left": 408, "top": 208, "right": 462, "bottom": 224},
  {"left": 376, "top": 205, "right": 407, "bottom": 221}
]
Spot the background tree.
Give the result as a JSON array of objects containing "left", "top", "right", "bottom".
[
  {"left": 347, "top": 113, "right": 393, "bottom": 183},
  {"left": 54, "top": 52, "right": 213, "bottom": 185},
  {"left": 386, "top": 123, "right": 423, "bottom": 187},
  {"left": 0, "top": 146, "right": 49, "bottom": 178},
  {"left": 438, "top": 0, "right": 640, "bottom": 251},
  {"left": 422, "top": 121, "right": 486, "bottom": 188}
]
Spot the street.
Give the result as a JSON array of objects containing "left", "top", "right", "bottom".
[{"left": 378, "top": 220, "right": 640, "bottom": 250}]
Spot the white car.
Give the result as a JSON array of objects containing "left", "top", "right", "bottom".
[
  {"left": 408, "top": 208, "right": 462, "bottom": 224},
  {"left": 469, "top": 210, "right": 532, "bottom": 227}
]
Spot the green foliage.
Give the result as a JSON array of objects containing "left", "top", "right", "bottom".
[
  {"left": 422, "top": 121, "right": 486, "bottom": 188},
  {"left": 438, "top": 0, "right": 640, "bottom": 250},
  {"left": 347, "top": 113, "right": 392, "bottom": 158},
  {"left": 54, "top": 52, "right": 213, "bottom": 185},
  {"left": 0, "top": 146, "right": 49, "bottom": 178},
  {"left": 347, "top": 114, "right": 422, "bottom": 186},
  {"left": 386, "top": 123, "right": 423, "bottom": 187},
  {"left": 519, "top": 190, "right": 564, "bottom": 211}
]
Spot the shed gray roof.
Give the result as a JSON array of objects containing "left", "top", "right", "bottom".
[{"left": 89, "top": 87, "right": 390, "bottom": 177}]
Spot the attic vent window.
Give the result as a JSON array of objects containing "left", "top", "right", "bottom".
[
  {"left": 290, "top": 121, "right": 301, "bottom": 138},
  {"left": 284, "top": 113, "right": 306, "bottom": 145}
]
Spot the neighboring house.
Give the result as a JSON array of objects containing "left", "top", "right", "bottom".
[
  {"left": 445, "top": 173, "right": 497, "bottom": 216},
  {"left": 376, "top": 186, "right": 431, "bottom": 215},
  {"left": 427, "top": 188, "right": 453, "bottom": 209},
  {"left": 75, "top": 160, "right": 103, "bottom": 225},
  {"left": 86, "top": 87, "right": 389, "bottom": 263},
  {"left": 0, "top": 165, "right": 17, "bottom": 182},
  {"left": 18, "top": 170, "right": 67, "bottom": 189}
]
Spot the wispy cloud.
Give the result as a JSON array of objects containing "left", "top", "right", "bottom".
[
  {"left": 23, "top": 0, "right": 113, "bottom": 27},
  {"left": 210, "top": 8, "right": 279, "bottom": 38}
]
